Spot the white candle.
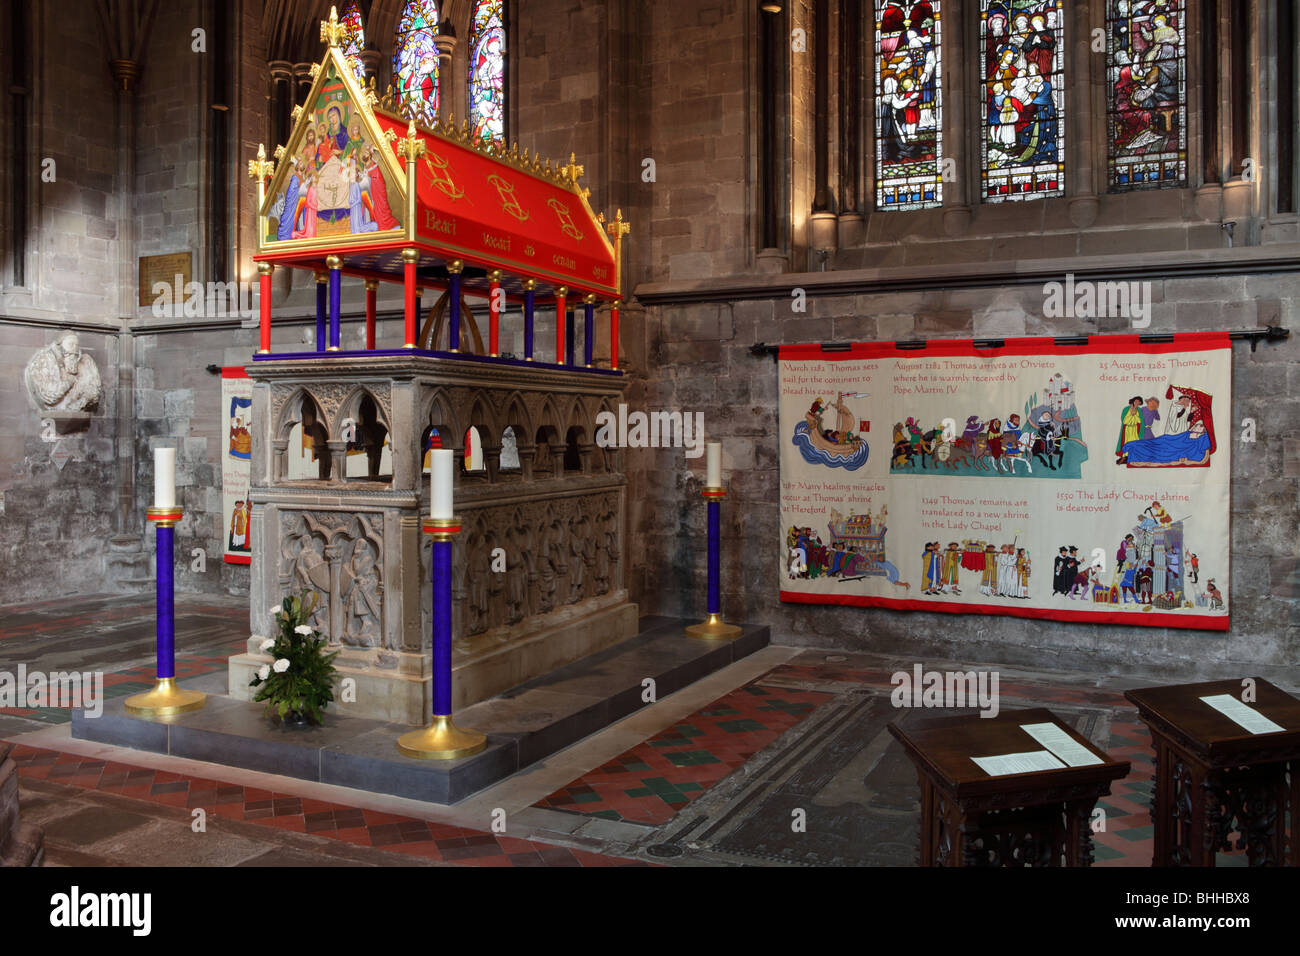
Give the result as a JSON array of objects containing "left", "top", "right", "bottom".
[
  {"left": 154, "top": 447, "right": 176, "bottom": 508},
  {"left": 706, "top": 442, "right": 722, "bottom": 487},
  {"left": 430, "top": 449, "right": 453, "bottom": 519}
]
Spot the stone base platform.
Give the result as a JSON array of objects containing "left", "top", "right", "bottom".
[
  {"left": 227, "top": 595, "right": 640, "bottom": 725},
  {"left": 72, "top": 617, "right": 769, "bottom": 805}
]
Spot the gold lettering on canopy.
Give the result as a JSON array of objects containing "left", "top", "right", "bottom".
[
  {"left": 547, "top": 198, "right": 584, "bottom": 241},
  {"left": 487, "top": 174, "right": 530, "bottom": 222},
  {"left": 424, "top": 152, "right": 464, "bottom": 200}
]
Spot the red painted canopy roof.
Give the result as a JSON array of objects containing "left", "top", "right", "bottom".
[
  {"left": 251, "top": 45, "right": 621, "bottom": 301},
  {"left": 371, "top": 112, "right": 618, "bottom": 299}
]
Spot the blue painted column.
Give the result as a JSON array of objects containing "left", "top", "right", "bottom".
[
  {"left": 583, "top": 295, "right": 595, "bottom": 367},
  {"left": 522, "top": 279, "right": 535, "bottom": 360},
  {"left": 706, "top": 498, "right": 721, "bottom": 615},
  {"left": 326, "top": 255, "right": 342, "bottom": 350},
  {"left": 564, "top": 303, "right": 575, "bottom": 366},
  {"left": 431, "top": 536, "right": 453, "bottom": 715},
  {"left": 397, "top": 513, "right": 486, "bottom": 759},
  {"left": 155, "top": 523, "right": 176, "bottom": 678},
  {"left": 315, "top": 271, "right": 327, "bottom": 352},
  {"left": 124, "top": 503, "right": 205, "bottom": 716},
  {"left": 448, "top": 260, "right": 463, "bottom": 351},
  {"left": 683, "top": 487, "right": 740, "bottom": 640}
]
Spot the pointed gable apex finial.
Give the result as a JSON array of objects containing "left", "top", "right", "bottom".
[{"left": 321, "top": 6, "right": 348, "bottom": 48}]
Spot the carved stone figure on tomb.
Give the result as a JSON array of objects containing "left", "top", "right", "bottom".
[
  {"left": 595, "top": 511, "right": 616, "bottom": 595},
  {"left": 568, "top": 519, "right": 587, "bottom": 601},
  {"left": 293, "top": 534, "right": 332, "bottom": 636},
  {"left": 25, "top": 332, "right": 102, "bottom": 412},
  {"left": 467, "top": 539, "right": 491, "bottom": 634},
  {"left": 506, "top": 556, "right": 528, "bottom": 623},
  {"left": 343, "top": 539, "right": 382, "bottom": 646},
  {"left": 538, "top": 522, "right": 565, "bottom": 612}
]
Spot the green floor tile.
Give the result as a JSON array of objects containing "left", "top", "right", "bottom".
[{"left": 1116, "top": 824, "right": 1155, "bottom": 842}]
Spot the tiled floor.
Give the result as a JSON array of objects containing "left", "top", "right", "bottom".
[
  {"left": 535, "top": 680, "right": 832, "bottom": 824},
  {"left": 11, "top": 744, "right": 643, "bottom": 867},
  {"left": 0, "top": 594, "right": 1277, "bottom": 867}
]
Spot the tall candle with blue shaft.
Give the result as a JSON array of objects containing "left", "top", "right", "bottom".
[
  {"left": 398, "top": 449, "right": 487, "bottom": 759},
  {"left": 685, "top": 442, "right": 742, "bottom": 640},
  {"left": 448, "top": 261, "right": 463, "bottom": 351},
  {"left": 315, "top": 271, "right": 327, "bottom": 352},
  {"left": 124, "top": 447, "right": 206, "bottom": 716},
  {"left": 326, "top": 255, "right": 342, "bottom": 350}
]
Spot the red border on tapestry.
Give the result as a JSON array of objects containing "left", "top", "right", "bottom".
[
  {"left": 778, "top": 590, "right": 1230, "bottom": 631},
  {"left": 777, "top": 332, "right": 1232, "bottom": 632},
  {"left": 222, "top": 366, "right": 253, "bottom": 565}
]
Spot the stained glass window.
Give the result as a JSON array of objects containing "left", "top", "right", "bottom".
[
  {"left": 1107, "top": 0, "right": 1186, "bottom": 189},
  {"left": 340, "top": 1, "right": 367, "bottom": 87},
  {"left": 393, "top": 0, "right": 440, "bottom": 119},
  {"left": 468, "top": 0, "right": 507, "bottom": 143},
  {"left": 980, "top": 1, "right": 1064, "bottom": 202},
  {"left": 874, "top": 1, "right": 942, "bottom": 210}
]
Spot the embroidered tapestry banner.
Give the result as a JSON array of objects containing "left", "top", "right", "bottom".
[
  {"left": 221, "top": 368, "right": 253, "bottom": 565},
  {"left": 778, "top": 333, "right": 1231, "bottom": 630}
]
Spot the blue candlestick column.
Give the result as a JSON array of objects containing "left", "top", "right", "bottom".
[
  {"left": 448, "top": 260, "right": 463, "bottom": 351},
  {"left": 124, "top": 508, "right": 207, "bottom": 716},
  {"left": 326, "top": 255, "right": 342, "bottom": 350},
  {"left": 315, "top": 271, "right": 327, "bottom": 353},
  {"left": 685, "top": 487, "right": 742, "bottom": 640},
  {"left": 564, "top": 304, "right": 575, "bottom": 366},
  {"left": 522, "top": 279, "right": 535, "bottom": 360},
  {"left": 583, "top": 295, "right": 595, "bottom": 367},
  {"left": 397, "top": 517, "right": 487, "bottom": 759}
]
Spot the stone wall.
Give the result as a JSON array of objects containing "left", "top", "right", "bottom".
[
  {"left": 627, "top": 261, "right": 1300, "bottom": 681},
  {"left": 0, "top": 325, "right": 121, "bottom": 607}
]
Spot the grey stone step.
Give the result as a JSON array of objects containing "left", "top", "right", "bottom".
[{"left": 73, "top": 617, "right": 770, "bottom": 805}]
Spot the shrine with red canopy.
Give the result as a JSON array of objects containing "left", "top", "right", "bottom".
[{"left": 230, "top": 11, "right": 637, "bottom": 729}]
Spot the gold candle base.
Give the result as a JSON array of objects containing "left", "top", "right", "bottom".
[
  {"left": 685, "top": 613, "right": 743, "bottom": 641},
  {"left": 124, "top": 678, "right": 207, "bottom": 717},
  {"left": 397, "top": 714, "right": 487, "bottom": 760}
]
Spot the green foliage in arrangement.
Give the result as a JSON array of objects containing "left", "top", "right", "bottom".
[{"left": 249, "top": 592, "right": 340, "bottom": 725}]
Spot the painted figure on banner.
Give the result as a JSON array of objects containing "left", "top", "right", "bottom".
[
  {"left": 1118, "top": 385, "right": 1216, "bottom": 467},
  {"left": 1077, "top": 508, "right": 1222, "bottom": 613},
  {"left": 228, "top": 500, "right": 252, "bottom": 553},
  {"left": 228, "top": 396, "right": 252, "bottom": 459},
  {"left": 942, "top": 542, "right": 962, "bottom": 594},
  {"left": 786, "top": 508, "right": 892, "bottom": 583},
  {"left": 1115, "top": 396, "right": 1144, "bottom": 462},
  {"left": 890, "top": 370, "right": 1085, "bottom": 477},
  {"left": 979, "top": 544, "right": 998, "bottom": 595},
  {"left": 793, "top": 392, "right": 870, "bottom": 470},
  {"left": 265, "top": 61, "right": 403, "bottom": 243},
  {"left": 1052, "top": 546, "right": 1068, "bottom": 595}
]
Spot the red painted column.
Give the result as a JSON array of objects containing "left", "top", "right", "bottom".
[
  {"left": 610, "top": 299, "right": 621, "bottom": 370},
  {"left": 257, "top": 262, "right": 273, "bottom": 353},
  {"left": 402, "top": 249, "right": 418, "bottom": 348},
  {"left": 488, "top": 270, "right": 502, "bottom": 357},
  {"left": 364, "top": 279, "right": 377, "bottom": 350},
  {"left": 555, "top": 287, "right": 567, "bottom": 365}
]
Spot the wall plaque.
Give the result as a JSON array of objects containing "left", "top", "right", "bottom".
[{"left": 138, "top": 252, "right": 193, "bottom": 308}]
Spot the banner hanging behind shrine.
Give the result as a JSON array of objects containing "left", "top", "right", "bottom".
[
  {"left": 778, "top": 334, "right": 1231, "bottom": 631},
  {"left": 221, "top": 368, "right": 253, "bottom": 565}
]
